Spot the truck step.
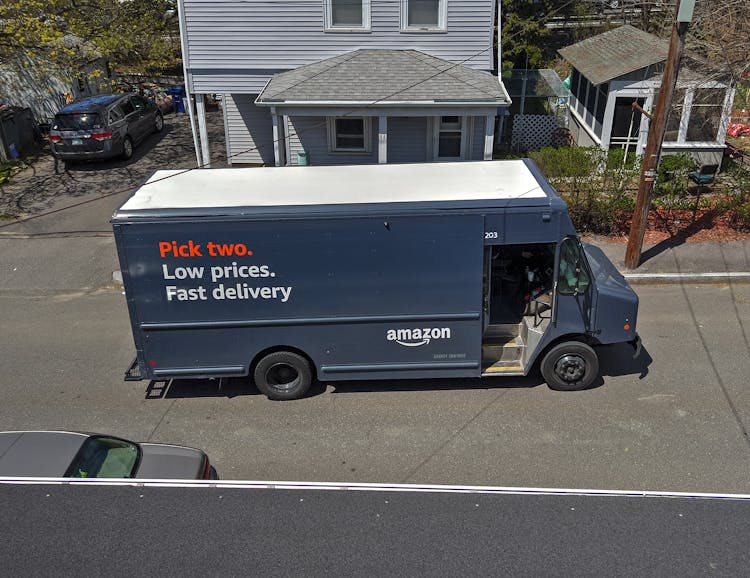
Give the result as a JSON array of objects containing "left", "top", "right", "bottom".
[
  {"left": 482, "top": 340, "right": 525, "bottom": 363},
  {"left": 481, "top": 359, "right": 525, "bottom": 375},
  {"left": 483, "top": 323, "right": 520, "bottom": 343}
]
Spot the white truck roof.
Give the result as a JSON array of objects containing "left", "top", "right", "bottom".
[{"left": 117, "top": 160, "right": 548, "bottom": 212}]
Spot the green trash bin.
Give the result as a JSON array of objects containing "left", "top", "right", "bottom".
[{"left": 296, "top": 150, "right": 309, "bottom": 166}]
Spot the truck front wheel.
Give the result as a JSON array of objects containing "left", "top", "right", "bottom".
[
  {"left": 541, "top": 341, "right": 599, "bottom": 391},
  {"left": 253, "top": 351, "right": 312, "bottom": 400}
]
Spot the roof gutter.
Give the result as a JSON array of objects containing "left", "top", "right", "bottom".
[{"left": 255, "top": 99, "right": 509, "bottom": 107}]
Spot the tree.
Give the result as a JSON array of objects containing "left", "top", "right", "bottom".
[
  {"left": 0, "top": 0, "right": 181, "bottom": 82},
  {"left": 501, "top": 1, "right": 610, "bottom": 72},
  {"left": 687, "top": 0, "right": 750, "bottom": 85}
]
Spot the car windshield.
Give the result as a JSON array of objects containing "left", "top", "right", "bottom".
[
  {"left": 53, "top": 113, "right": 103, "bottom": 131},
  {"left": 64, "top": 436, "right": 140, "bottom": 478}
]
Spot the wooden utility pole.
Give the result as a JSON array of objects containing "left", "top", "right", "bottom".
[{"left": 624, "top": 0, "right": 695, "bottom": 269}]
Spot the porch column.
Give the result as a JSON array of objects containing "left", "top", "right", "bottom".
[
  {"left": 719, "top": 85, "right": 737, "bottom": 143},
  {"left": 195, "top": 94, "right": 211, "bottom": 168},
  {"left": 378, "top": 115, "right": 387, "bottom": 164},
  {"left": 637, "top": 93, "right": 655, "bottom": 156},
  {"left": 271, "top": 107, "right": 281, "bottom": 167},
  {"left": 483, "top": 114, "right": 495, "bottom": 160},
  {"left": 600, "top": 93, "right": 617, "bottom": 152},
  {"left": 678, "top": 89, "right": 694, "bottom": 144}
]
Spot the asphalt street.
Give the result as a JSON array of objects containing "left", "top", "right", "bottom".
[
  {"left": 2, "top": 483, "right": 749, "bottom": 576},
  {"left": 1, "top": 278, "right": 748, "bottom": 492}
]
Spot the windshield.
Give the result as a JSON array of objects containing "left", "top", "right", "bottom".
[
  {"left": 53, "top": 113, "right": 103, "bottom": 131},
  {"left": 64, "top": 436, "right": 140, "bottom": 478}
]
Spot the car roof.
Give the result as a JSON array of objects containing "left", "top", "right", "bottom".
[
  {"left": 0, "top": 431, "right": 89, "bottom": 477},
  {"left": 57, "top": 94, "right": 123, "bottom": 114}
]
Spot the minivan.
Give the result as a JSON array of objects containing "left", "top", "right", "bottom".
[{"left": 49, "top": 94, "right": 164, "bottom": 166}]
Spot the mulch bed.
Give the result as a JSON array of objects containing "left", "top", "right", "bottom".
[{"left": 608, "top": 207, "right": 750, "bottom": 244}]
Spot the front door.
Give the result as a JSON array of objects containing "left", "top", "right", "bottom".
[
  {"left": 553, "top": 237, "right": 594, "bottom": 335},
  {"left": 610, "top": 97, "right": 644, "bottom": 151}
]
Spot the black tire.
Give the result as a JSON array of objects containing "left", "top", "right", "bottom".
[
  {"left": 253, "top": 351, "right": 312, "bottom": 400},
  {"left": 121, "top": 135, "right": 134, "bottom": 160},
  {"left": 154, "top": 112, "right": 164, "bottom": 133},
  {"left": 541, "top": 341, "right": 599, "bottom": 391}
]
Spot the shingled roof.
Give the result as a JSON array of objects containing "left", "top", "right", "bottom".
[
  {"left": 256, "top": 49, "right": 509, "bottom": 106},
  {"left": 558, "top": 25, "right": 669, "bottom": 86}
]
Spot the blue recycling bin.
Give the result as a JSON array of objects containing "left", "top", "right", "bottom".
[{"left": 167, "top": 86, "right": 186, "bottom": 113}]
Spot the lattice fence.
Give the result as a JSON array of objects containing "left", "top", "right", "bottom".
[{"left": 511, "top": 114, "right": 566, "bottom": 152}]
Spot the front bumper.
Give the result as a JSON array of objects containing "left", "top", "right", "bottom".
[{"left": 629, "top": 333, "right": 642, "bottom": 358}]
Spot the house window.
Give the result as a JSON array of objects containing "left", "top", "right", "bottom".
[
  {"left": 328, "top": 117, "right": 372, "bottom": 152},
  {"left": 687, "top": 88, "right": 723, "bottom": 142},
  {"left": 401, "top": 0, "right": 446, "bottom": 31},
  {"left": 324, "top": 0, "right": 370, "bottom": 31},
  {"left": 435, "top": 116, "right": 464, "bottom": 160}
]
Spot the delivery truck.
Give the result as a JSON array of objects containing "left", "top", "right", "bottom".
[{"left": 112, "top": 160, "right": 640, "bottom": 400}]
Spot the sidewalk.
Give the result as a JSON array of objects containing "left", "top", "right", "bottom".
[{"left": 588, "top": 237, "right": 750, "bottom": 284}]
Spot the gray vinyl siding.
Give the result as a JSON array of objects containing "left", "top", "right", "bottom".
[
  {"left": 287, "top": 116, "right": 378, "bottom": 166},
  {"left": 471, "top": 116, "right": 486, "bottom": 160},
  {"left": 388, "top": 117, "right": 429, "bottom": 163},
  {"left": 182, "top": 0, "right": 495, "bottom": 93},
  {"left": 224, "top": 94, "right": 275, "bottom": 165}
]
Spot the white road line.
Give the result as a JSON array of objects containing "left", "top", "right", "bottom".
[{"left": 2, "top": 477, "right": 749, "bottom": 500}]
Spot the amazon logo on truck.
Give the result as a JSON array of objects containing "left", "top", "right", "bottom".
[{"left": 386, "top": 327, "right": 451, "bottom": 347}]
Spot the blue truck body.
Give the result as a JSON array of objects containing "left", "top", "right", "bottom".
[{"left": 112, "top": 160, "right": 639, "bottom": 398}]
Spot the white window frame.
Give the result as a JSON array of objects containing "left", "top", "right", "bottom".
[
  {"left": 400, "top": 0, "right": 447, "bottom": 32},
  {"left": 327, "top": 117, "right": 372, "bottom": 153},
  {"left": 324, "top": 0, "right": 371, "bottom": 32},
  {"left": 432, "top": 115, "right": 467, "bottom": 160}
]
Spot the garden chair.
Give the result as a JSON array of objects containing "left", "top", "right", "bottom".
[{"left": 688, "top": 164, "right": 719, "bottom": 186}]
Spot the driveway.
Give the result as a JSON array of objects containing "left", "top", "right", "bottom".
[
  {"left": 0, "top": 109, "right": 226, "bottom": 230},
  {"left": 0, "top": 109, "right": 227, "bottom": 295}
]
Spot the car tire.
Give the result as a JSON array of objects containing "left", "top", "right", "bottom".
[
  {"left": 253, "top": 351, "right": 312, "bottom": 401},
  {"left": 121, "top": 136, "right": 134, "bottom": 160},
  {"left": 154, "top": 113, "right": 164, "bottom": 133},
  {"left": 541, "top": 341, "right": 599, "bottom": 391}
]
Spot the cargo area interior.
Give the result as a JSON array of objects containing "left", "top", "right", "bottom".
[{"left": 482, "top": 243, "right": 555, "bottom": 375}]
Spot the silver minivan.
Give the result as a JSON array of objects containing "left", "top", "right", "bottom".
[{"left": 49, "top": 94, "right": 164, "bottom": 166}]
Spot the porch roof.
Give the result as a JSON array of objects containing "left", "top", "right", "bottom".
[
  {"left": 255, "top": 49, "right": 510, "bottom": 107},
  {"left": 558, "top": 25, "right": 668, "bottom": 86}
]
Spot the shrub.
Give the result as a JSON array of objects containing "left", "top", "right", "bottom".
[
  {"left": 654, "top": 153, "right": 695, "bottom": 197},
  {"left": 529, "top": 146, "right": 600, "bottom": 179},
  {"left": 530, "top": 146, "right": 640, "bottom": 235}
]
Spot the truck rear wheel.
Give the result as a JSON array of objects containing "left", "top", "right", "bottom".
[
  {"left": 541, "top": 341, "right": 599, "bottom": 391},
  {"left": 253, "top": 351, "right": 312, "bottom": 400}
]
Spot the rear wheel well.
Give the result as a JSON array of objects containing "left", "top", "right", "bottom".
[{"left": 249, "top": 346, "right": 317, "bottom": 381}]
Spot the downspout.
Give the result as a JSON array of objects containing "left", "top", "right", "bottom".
[
  {"left": 496, "top": 0, "right": 501, "bottom": 79},
  {"left": 177, "top": 0, "right": 202, "bottom": 167}
]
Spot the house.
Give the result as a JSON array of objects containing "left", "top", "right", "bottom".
[
  {"left": 0, "top": 39, "right": 115, "bottom": 126},
  {"left": 558, "top": 25, "right": 734, "bottom": 166},
  {"left": 176, "top": 0, "right": 510, "bottom": 167}
]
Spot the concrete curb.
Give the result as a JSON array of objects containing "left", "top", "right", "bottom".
[{"left": 623, "top": 272, "right": 750, "bottom": 284}]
